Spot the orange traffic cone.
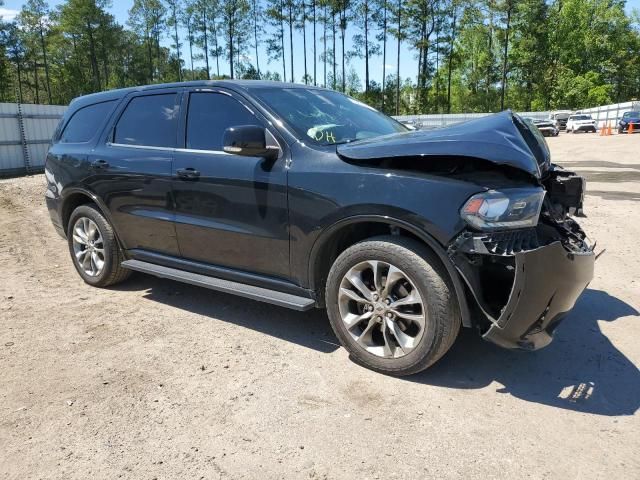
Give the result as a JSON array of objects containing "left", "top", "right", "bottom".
[
  {"left": 607, "top": 123, "right": 612, "bottom": 136},
  {"left": 600, "top": 122, "right": 606, "bottom": 136},
  {"left": 629, "top": 123, "right": 634, "bottom": 134}
]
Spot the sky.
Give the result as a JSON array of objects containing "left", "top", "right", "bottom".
[{"left": 2, "top": 0, "right": 640, "bottom": 87}]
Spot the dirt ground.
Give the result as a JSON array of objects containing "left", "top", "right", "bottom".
[{"left": 1, "top": 132, "right": 639, "bottom": 479}]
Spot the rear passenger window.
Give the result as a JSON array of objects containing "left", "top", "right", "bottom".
[
  {"left": 60, "top": 100, "right": 116, "bottom": 143},
  {"left": 114, "top": 94, "right": 179, "bottom": 148},
  {"left": 186, "top": 92, "right": 258, "bottom": 151}
]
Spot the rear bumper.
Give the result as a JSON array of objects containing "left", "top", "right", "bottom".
[
  {"left": 574, "top": 125, "right": 597, "bottom": 132},
  {"left": 45, "top": 187, "right": 65, "bottom": 238},
  {"left": 449, "top": 228, "right": 594, "bottom": 351},
  {"left": 538, "top": 127, "right": 558, "bottom": 136}
]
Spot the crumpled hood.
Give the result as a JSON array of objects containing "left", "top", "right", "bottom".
[{"left": 337, "top": 111, "right": 547, "bottom": 178}]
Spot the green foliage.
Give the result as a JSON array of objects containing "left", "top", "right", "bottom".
[{"left": 0, "top": 0, "right": 638, "bottom": 113}]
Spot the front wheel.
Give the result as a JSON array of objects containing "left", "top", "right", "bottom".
[{"left": 325, "top": 236, "right": 460, "bottom": 376}]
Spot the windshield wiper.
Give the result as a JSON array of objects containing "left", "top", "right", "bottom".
[{"left": 332, "top": 138, "right": 360, "bottom": 146}]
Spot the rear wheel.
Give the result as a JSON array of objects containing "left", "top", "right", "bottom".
[
  {"left": 325, "top": 236, "right": 460, "bottom": 376},
  {"left": 67, "top": 205, "right": 131, "bottom": 287}
]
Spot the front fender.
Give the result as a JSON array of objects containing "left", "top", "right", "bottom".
[{"left": 307, "top": 214, "right": 473, "bottom": 328}]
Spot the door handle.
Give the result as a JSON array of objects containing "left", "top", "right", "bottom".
[
  {"left": 176, "top": 167, "right": 200, "bottom": 180},
  {"left": 90, "top": 159, "right": 109, "bottom": 169}
]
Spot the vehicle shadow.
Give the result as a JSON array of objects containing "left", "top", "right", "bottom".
[
  {"left": 113, "top": 274, "right": 341, "bottom": 354},
  {"left": 410, "top": 288, "right": 640, "bottom": 416},
  {"left": 116, "top": 277, "right": 639, "bottom": 416}
]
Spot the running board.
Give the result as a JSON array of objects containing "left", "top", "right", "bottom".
[{"left": 121, "top": 260, "right": 316, "bottom": 311}]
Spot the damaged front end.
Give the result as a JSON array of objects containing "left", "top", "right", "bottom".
[
  {"left": 338, "top": 110, "right": 596, "bottom": 350},
  {"left": 448, "top": 167, "right": 595, "bottom": 350}
]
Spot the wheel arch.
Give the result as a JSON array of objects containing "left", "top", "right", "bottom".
[
  {"left": 308, "top": 215, "right": 472, "bottom": 328},
  {"left": 60, "top": 188, "right": 120, "bottom": 243}
]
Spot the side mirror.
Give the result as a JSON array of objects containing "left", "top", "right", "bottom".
[{"left": 223, "top": 125, "right": 279, "bottom": 160}]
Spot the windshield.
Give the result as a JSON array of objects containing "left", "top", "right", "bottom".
[
  {"left": 571, "top": 115, "right": 592, "bottom": 120},
  {"left": 251, "top": 88, "right": 407, "bottom": 145},
  {"left": 623, "top": 111, "right": 640, "bottom": 118}
]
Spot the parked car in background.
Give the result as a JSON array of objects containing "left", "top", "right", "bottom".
[
  {"left": 531, "top": 118, "right": 559, "bottom": 137},
  {"left": 548, "top": 110, "right": 572, "bottom": 131},
  {"left": 618, "top": 111, "right": 640, "bottom": 133},
  {"left": 44, "top": 81, "right": 594, "bottom": 375},
  {"left": 566, "top": 114, "right": 597, "bottom": 133}
]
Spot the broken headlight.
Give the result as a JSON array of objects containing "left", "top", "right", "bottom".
[{"left": 461, "top": 188, "right": 545, "bottom": 230}]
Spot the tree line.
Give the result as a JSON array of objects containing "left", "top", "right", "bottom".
[{"left": 1, "top": 0, "right": 639, "bottom": 115}]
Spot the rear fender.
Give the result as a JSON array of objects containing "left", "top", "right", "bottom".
[{"left": 60, "top": 187, "right": 125, "bottom": 249}]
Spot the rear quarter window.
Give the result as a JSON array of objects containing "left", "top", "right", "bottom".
[{"left": 59, "top": 100, "right": 117, "bottom": 143}]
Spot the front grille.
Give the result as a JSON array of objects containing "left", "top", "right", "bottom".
[{"left": 481, "top": 229, "right": 540, "bottom": 255}]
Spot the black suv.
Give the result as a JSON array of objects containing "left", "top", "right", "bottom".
[{"left": 45, "top": 81, "right": 594, "bottom": 375}]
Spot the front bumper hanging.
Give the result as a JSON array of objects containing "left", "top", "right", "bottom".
[{"left": 449, "top": 228, "right": 595, "bottom": 350}]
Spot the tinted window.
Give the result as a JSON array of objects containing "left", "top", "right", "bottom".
[
  {"left": 60, "top": 100, "right": 116, "bottom": 143},
  {"left": 114, "top": 94, "right": 179, "bottom": 147},
  {"left": 186, "top": 92, "right": 258, "bottom": 151}
]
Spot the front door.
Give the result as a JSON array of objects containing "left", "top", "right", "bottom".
[{"left": 172, "top": 89, "right": 290, "bottom": 279}]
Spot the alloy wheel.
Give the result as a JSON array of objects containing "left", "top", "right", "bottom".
[
  {"left": 338, "top": 260, "right": 427, "bottom": 358},
  {"left": 71, "top": 217, "right": 105, "bottom": 277}
]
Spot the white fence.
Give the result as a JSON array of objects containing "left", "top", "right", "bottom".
[
  {"left": 578, "top": 101, "right": 640, "bottom": 127},
  {"left": 0, "top": 103, "right": 66, "bottom": 177},
  {"left": 394, "top": 111, "right": 551, "bottom": 128},
  {"left": 396, "top": 101, "right": 640, "bottom": 129}
]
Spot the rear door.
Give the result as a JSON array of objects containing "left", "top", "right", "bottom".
[
  {"left": 88, "top": 89, "right": 181, "bottom": 256},
  {"left": 172, "top": 88, "right": 290, "bottom": 279}
]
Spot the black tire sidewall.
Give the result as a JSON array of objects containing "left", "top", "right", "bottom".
[
  {"left": 67, "top": 205, "right": 117, "bottom": 287},
  {"left": 325, "top": 237, "right": 454, "bottom": 375}
]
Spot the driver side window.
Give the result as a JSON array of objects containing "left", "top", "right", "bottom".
[{"left": 186, "top": 92, "right": 258, "bottom": 151}]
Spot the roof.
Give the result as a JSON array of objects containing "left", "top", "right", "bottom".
[{"left": 69, "top": 80, "right": 325, "bottom": 109}]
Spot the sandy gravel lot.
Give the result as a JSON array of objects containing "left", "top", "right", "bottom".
[{"left": 1, "top": 133, "right": 639, "bottom": 479}]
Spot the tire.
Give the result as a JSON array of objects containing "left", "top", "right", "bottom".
[
  {"left": 618, "top": 128, "right": 624, "bottom": 134},
  {"left": 67, "top": 204, "right": 131, "bottom": 287},
  {"left": 325, "top": 236, "right": 461, "bottom": 376}
]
